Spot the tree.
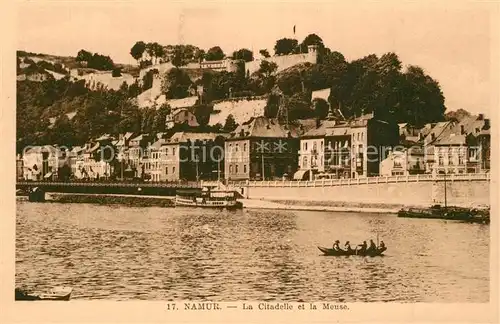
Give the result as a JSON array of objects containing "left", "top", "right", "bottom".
[
  {"left": 76, "top": 49, "right": 92, "bottom": 62},
  {"left": 130, "top": 41, "right": 146, "bottom": 63},
  {"left": 171, "top": 47, "right": 187, "bottom": 67},
  {"left": 205, "top": 46, "right": 225, "bottom": 61},
  {"left": 298, "top": 33, "right": 324, "bottom": 53},
  {"left": 161, "top": 68, "right": 193, "bottom": 99},
  {"left": 232, "top": 48, "right": 253, "bottom": 62},
  {"left": 153, "top": 43, "right": 165, "bottom": 64},
  {"left": 274, "top": 38, "right": 298, "bottom": 55},
  {"left": 112, "top": 68, "right": 122, "bottom": 77},
  {"left": 446, "top": 108, "right": 471, "bottom": 122},
  {"left": 287, "top": 92, "right": 314, "bottom": 120},
  {"left": 259, "top": 49, "right": 271, "bottom": 58},
  {"left": 153, "top": 104, "right": 171, "bottom": 132},
  {"left": 223, "top": 114, "right": 238, "bottom": 132},
  {"left": 264, "top": 94, "right": 280, "bottom": 118},
  {"left": 250, "top": 61, "right": 279, "bottom": 95},
  {"left": 194, "top": 49, "right": 206, "bottom": 62},
  {"left": 312, "top": 98, "right": 330, "bottom": 119}
]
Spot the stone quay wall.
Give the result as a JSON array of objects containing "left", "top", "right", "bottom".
[{"left": 242, "top": 177, "right": 490, "bottom": 208}]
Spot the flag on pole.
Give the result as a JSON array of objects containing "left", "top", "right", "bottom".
[{"left": 293, "top": 25, "right": 296, "bottom": 35}]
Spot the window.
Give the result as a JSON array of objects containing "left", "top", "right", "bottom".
[
  {"left": 304, "top": 142, "right": 308, "bottom": 151},
  {"left": 185, "top": 111, "right": 188, "bottom": 117},
  {"left": 165, "top": 148, "right": 169, "bottom": 155},
  {"left": 229, "top": 165, "right": 233, "bottom": 174},
  {"left": 244, "top": 165, "right": 247, "bottom": 173},
  {"left": 303, "top": 156, "right": 308, "bottom": 168},
  {"left": 165, "top": 167, "right": 168, "bottom": 175},
  {"left": 321, "top": 141, "right": 324, "bottom": 150},
  {"left": 173, "top": 167, "right": 175, "bottom": 173},
  {"left": 243, "top": 143, "right": 247, "bottom": 151},
  {"left": 236, "top": 165, "right": 239, "bottom": 173},
  {"left": 235, "top": 144, "right": 239, "bottom": 152},
  {"left": 439, "top": 156, "right": 444, "bottom": 166},
  {"left": 173, "top": 148, "right": 176, "bottom": 156}
]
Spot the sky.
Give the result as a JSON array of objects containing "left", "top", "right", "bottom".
[{"left": 16, "top": 1, "right": 499, "bottom": 115}]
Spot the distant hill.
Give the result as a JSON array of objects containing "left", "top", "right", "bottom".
[{"left": 17, "top": 50, "right": 140, "bottom": 77}]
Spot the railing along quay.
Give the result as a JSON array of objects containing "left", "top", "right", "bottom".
[
  {"left": 247, "top": 172, "right": 491, "bottom": 188},
  {"left": 16, "top": 181, "right": 201, "bottom": 188}
]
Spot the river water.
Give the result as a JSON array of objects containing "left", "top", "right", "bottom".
[{"left": 16, "top": 201, "right": 490, "bottom": 302}]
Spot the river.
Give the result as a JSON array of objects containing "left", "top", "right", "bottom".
[{"left": 16, "top": 201, "right": 490, "bottom": 302}]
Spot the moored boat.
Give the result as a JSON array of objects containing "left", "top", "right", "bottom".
[
  {"left": 398, "top": 205, "right": 489, "bottom": 224},
  {"left": 175, "top": 185, "right": 243, "bottom": 210},
  {"left": 15, "top": 286, "right": 73, "bottom": 301},
  {"left": 317, "top": 246, "right": 387, "bottom": 257}
]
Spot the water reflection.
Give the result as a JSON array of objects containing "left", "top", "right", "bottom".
[{"left": 16, "top": 202, "right": 489, "bottom": 302}]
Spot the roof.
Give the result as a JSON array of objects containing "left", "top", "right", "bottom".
[
  {"left": 165, "top": 132, "right": 226, "bottom": 144},
  {"left": 130, "top": 134, "right": 148, "bottom": 142},
  {"left": 71, "top": 146, "right": 85, "bottom": 154},
  {"left": 23, "top": 145, "right": 59, "bottom": 155},
  {"left": 150, "top": 138, "right": 166, "bottom": 149},
  {"left": 431, "top": 115, "right": 489, "bottom": 146},
  {"left": 95, "top": 134, "right": 112, "bottom": 141},
  {"left": 229, "top": 116, "right": 300, "bottom": 139},
  {"left": 434, "top": 133, "right": 467, "bottom": 146},
  {"left": 302, "top": 120, "right": 350, "bottom": 138},
  {"left": 165, "top": 96, "right": 198, "bottom": 109}
]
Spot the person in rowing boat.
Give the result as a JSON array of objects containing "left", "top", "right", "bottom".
[
  {"left": 379, "top": 240, "right": 386, "bottom": 249},
  {"left": 344, "top": 241, "right": 353, "bottom": 254},
  {"left": 332, "top": 240, "right": 341, "bottom": 251},
  {"left": 367, "top": 239, "right": 377, "bottom": 253},
  {"left": 357, "top": 241, "right": 367, "bottom": 254}
]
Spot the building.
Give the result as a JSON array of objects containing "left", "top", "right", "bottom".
[
  {"left": 142, "top": 138, "right": 166, "bottom": 182},
  {"left": 429, "top": 114, "right": 491, "bottom": 174},
  {"left": 128, "top": 134, "right": 153, "bottom": 177},
  {"left": 225, "top": 116, "right": 301, "bottom": 181},
  {"left": 165, "top": 108, "right": 199, "bottom": 129},
  {"left": 16, "top": 154, "right": 24, "bottom": 180},
  {"left": 348, "top": 113, "right": 399, "bottom": 178},
  {"left": 379, "top": 146, "right": 425, "bottom": 176},
  {"left": 422, "top": 121, "right": 456, "bottom": 173},
  {"left": 22, "top": 145, "right": 58, "bottom": 180},
  {"left": 298, "top": 118, "right": 351, "bottom": 180},
  {"left": 161, "top": 132, "right": 226, "bottom": 181}
]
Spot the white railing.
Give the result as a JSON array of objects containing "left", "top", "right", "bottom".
[{"left": 245, "top": 172, "right": 490, "bottom": 188}]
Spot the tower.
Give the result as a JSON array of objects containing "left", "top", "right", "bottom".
[{"left": 307, "top": 45, "right": 319, "bottom": 64}]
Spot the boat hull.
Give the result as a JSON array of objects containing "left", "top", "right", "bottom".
[
  {"left": 15, "top": 287, "right": 73, "bottom": 301},
  {"left": 317, "top": 246, "right": 387, "bottom": 257},
  {"left": 175, "top": 197, "right": 243, "bottom": 210}
]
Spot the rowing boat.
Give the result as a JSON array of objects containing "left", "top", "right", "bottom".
[{"left": 317, "top": 246, "right": 387, "bottom": 257}]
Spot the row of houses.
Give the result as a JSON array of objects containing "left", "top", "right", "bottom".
[{"left": 17, "top": 111, "right": 491, "bottom": 182}]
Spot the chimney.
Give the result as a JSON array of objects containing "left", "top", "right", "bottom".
[
  {"left": 478, "top": 114, "right": 484, "bottom": 120},
  {"left": 460, "top": 125, "right": 465, "bottom": 135},
  {"left": 484, "top": 119, "right": 490, "bottom": 129},
  {"left": 315, "top": 118, "right": 321, "bottom": 128}
]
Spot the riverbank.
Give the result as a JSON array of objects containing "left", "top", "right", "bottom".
[{"left": 46, "top": 193, "right": 175, "bottom": 208}]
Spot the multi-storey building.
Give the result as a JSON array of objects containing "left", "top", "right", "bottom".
[
  {"left": 160, "top": 132, "right": 226, "bottom": 182},
  {"left": 298, "top": 118, "right": 351, "bottom": 180},
  {"left": 225, "top": 116, "right": 301, "bottom": 181}
]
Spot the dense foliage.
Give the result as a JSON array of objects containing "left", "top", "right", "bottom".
[
  {"left": 76, "top": 49, "right": 115, "bottom": 70},
  {"left": 18, "top": 32, "right": 449, "bottom": 150}
]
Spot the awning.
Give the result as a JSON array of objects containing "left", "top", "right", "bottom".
[
  {"left": 293, "top": 169, "right": 311, "bottom": 180},
  {"left": 44, "top": 172, "right": 53, "bottom": 179}
]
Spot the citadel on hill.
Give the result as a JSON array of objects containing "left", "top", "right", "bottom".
[{"left": 16, "top": 33, "right": 491, "bottom": 183}]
